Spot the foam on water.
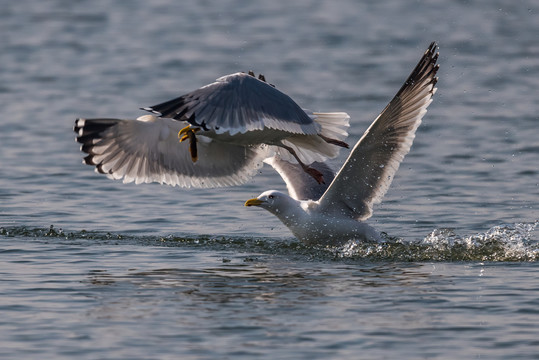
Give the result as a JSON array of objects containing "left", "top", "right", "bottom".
[
  {"left": 2, "top": 221, "right": 537, "bottom": 262},
  {"left": 334, "top": 221, "right": 538, "bottom": 262}
]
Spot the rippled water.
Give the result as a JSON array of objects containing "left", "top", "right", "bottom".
[{"left": 1, "top": 0, "right": 538, "bottom": 358}]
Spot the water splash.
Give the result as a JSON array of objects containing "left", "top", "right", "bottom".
[
  {"left": 332, "top": 221, "right": 538, "bottom": 262},
  {"left": 1, "top": 222, "right": 537, "bottom": 262},
  {"left": 0, "top": 225, "right": 129, "bottom": 241}
]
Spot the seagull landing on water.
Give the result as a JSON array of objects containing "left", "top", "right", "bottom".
[
  {"left": 141, "top": 71, "right": 350, "bottom": 184},
  {"left": 245, "top": 42, "right": 440, "bottom": 245},
  {"left": 74, "top": 73, "right": 350, "bottom": 187}
]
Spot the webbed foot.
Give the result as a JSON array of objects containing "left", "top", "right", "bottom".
[{"left": 305, "top": 167, "right": 325, "bottom": 184}]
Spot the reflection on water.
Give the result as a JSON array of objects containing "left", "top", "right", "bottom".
[{"left": 81, "top": 259, "right": 446, "bottom": 324}]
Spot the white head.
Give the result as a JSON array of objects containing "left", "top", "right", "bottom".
[{"left": 244, "top": 190, "right": 299, "bottom": 216}]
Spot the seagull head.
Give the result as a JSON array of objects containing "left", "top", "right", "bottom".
[
  {"left": 244, "top": 190, "right": 298, "bottom": 216},
  {"left": 245, "top": 190, "right": 311, "bottom": 239}
]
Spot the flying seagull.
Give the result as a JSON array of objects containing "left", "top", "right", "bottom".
[
  {"left": 141, "top": 71, "right": 350, "bottom": 183},
  {"left": 75, "top": 75, "right": 350, "bottom": 187},
  {"left": 245, "top": 42, "right": 439, "bottom": 245}
]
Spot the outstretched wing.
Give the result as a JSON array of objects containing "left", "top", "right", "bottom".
[
  {"left": 317, "top": 42, "right": 439, "bottom": 220},
  {"left": 74, "top": 115, "right": 269, "bottom": 188},
  {"left": 142, "top": 72, "right": 320, "bottom": 136},
  {"left": 264, "top": 156, "right": 335, "bottom": 201}
]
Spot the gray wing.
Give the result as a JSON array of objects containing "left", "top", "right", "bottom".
[
  {"left": 142, "top": 72, "right": 320, "bottom": 136},
  {"left": 317, "top": 42, "right": 439, "bottom": 220},
  {"left": 264, "top": 156, "right": 335, "bottom": 201},
  {"left": 74, "top": 115, "right": 269, "bottom": 188}
]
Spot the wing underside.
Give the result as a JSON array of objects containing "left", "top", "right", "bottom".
[
  {"left": 74, "top": 116, "right": 269, "bottom": 188},
  {"left": 317, "top": 42, "right": 440, "bottom": 220},
  {"left": 264, "top": 156, "right": 335, "bottom": 201}
]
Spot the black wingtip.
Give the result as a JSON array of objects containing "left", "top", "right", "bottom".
[
  {"left": 432, "top": 76, "right": 439, "bottom": 89},
  {"left": 427, "top": 41, "right": 438, "bottom": 54},
  {"left": 394, "top": 41, "right": 440, "bottom": 97},
  {"left": 74, "top": 118, "right": 84, "bottom": 133}
]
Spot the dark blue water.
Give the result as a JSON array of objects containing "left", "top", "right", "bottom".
[{"left": 1, "top": 0, "right": 538, "bottom": 358}]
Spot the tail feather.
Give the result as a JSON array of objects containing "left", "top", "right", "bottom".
[
  {"left": 277, "top": 111, "right": 350, "bottom": 165},
  {"left": 312, "top": 112, "right": 350, "bottom": 142}
]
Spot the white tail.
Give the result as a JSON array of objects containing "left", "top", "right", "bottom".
[{"left": 277, "top": 112, "right": 350, "bottom": 165}]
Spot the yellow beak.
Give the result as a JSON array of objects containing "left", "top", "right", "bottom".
[{"left": 244, "top": 198, "right": 264, "bottom": 207}]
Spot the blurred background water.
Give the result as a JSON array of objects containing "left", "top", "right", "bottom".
[{"left": 0, "top": 0, "right": 538, "bottom": 359}]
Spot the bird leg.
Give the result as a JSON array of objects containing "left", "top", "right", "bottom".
[
  {"left": 319, "top": 134, "right": 349, "bottom": 148},
  {"left": 178, "top": 125, "right": 200, "bottom": 162},
  {"left": 278, "top": 144, "right": 325, "bottom": 184}
]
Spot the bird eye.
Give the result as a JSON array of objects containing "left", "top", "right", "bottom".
[{"left": 268, "top": 195, "right": 274, "bottom": 199}]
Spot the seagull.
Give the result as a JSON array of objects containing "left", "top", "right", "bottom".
[
  {"left": 141, "top": 71, "right": 350, "bottom": 183},
  {"left": 245, "top": 42, "right": 439, "bottom": 245},
  {"left": 74, "top": 74, "right": 350, "bottom": 187}
]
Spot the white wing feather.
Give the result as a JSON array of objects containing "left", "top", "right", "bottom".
[
  {"left": 75, "top": 115, "right": 269, "bottom": 188},
  {"left": 264, "top": 156, "right": 335, "bottom": 201},
  {"left": 317, "top": 42, "right": 439, "bottom": 220}
]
